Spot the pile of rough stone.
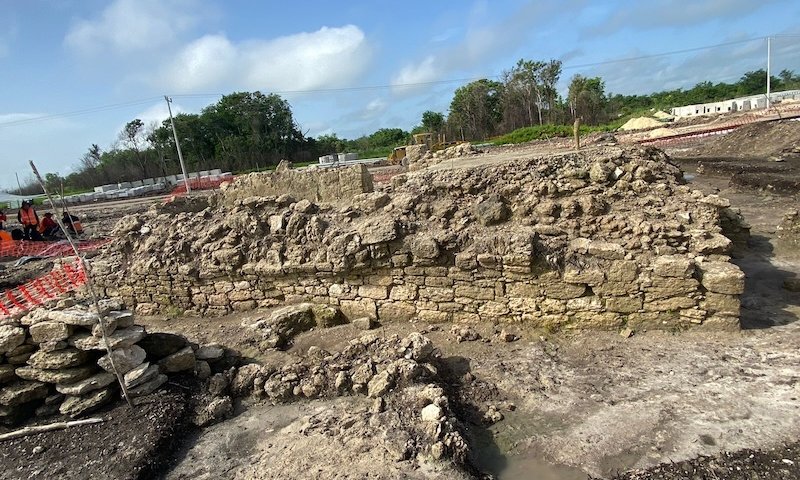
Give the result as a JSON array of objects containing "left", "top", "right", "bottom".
[
  {"left": 777, "top": 209, "right": 800, "bottom": 248},
  {"left": 231, "top": 331, "right": 470, "bottom": 464},
  {"left": 0, "top": 300, "right": 237, "bottom": 425},
  {"left": 409, "top": 142, "right": 480, "bottom": 171}
]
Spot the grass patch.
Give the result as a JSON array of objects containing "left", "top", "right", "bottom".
[{"left": 491, "top": 120, "right": 627, "bottom": 145}]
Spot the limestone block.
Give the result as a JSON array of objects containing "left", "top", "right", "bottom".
[
  {"left": 28, "top": 349, "right": 87, "bottom": 370},
  {"left": 506, "top": 283, "right": 541, "bottom": 298},
  {"left": 478, "top": 301, "right": 511, "bottom": 317},
  {"left": 425, "top": 276, "right": 453, "bottom": 287},
  {"left": 159, "top": 346, "right": 196, "bottom": 373},
  {"left": 389, "top": 285, "right": 418, "bottom": 301},
  {"left": 697, "top": 261, "right": 745, "bottom": 295},
  {"left": 645, "top": 277, "right": 699, "bottom": 300},
  {"left": 358, "top": 285, "right": 388, "bottom": 300},
  {"left": 696, "top": 314, "right": 740, "bottom": 331},
  {"left": 563, "top": 267, "right": 604, "bottom": 285},
  {"left": 539, "top": 298, "right": 566, "bottom": 314},
  {"left": 653, "top": 255, "right": 695, "bottom": 278},
  {"left": 0, "top": 326, "right": 26, "bottom": 354},
  {"left": 378, "top": 302, "right": 416, "bottom": 321},
  {"left": 29, "top": 321, "right": 73, "bottom": 344},
  {"left": 455, "top": 252, "right": 478, "bottom": 270},
  {"left": 454, "top": 285, "right": 495, "bottom": 300},
  {"left": 16, "top": 365, "right": 95, "bottom": 384},
  {"left": 643, "top": 296, "right": 697, "bottom": 312},
  {"left": 98, "top": 345, "right": 146, "bottom": 374},
  {"left": 606, "top": 296, "right": 643, "bottom": 313},
  {"left": 701, "top": 292, "right": 740, "bottom": 316},
  {"left": 607, "top": 261, "right": 638, "bottom": 282},
  {"left": 60, "top": 387, "right": 114, "bottom": 417},
  {"left": 566, "top": 296, "right": 603, "bottom": 312},
  {"left": 452, "top": 312, "right": 481, "bottom": 323},
  {"left": 70, "top": 326, "right": 146, "bottom": 351},
  {"left": 56, "top": 372, "right": 116, "bottom": 396},
  {"left": 692, "top": 233, "right": 732, "bottom": 255},
  {"left": 422, "top": 287, "right": 454, "bottom": 302},
  {"left": 417, "top": 310, "right": 450, "bottom": 323},
  {"left": 0, "top": 381, "right": 49, "bottom": 406},
  {"left": 411, "top": 235, "right": 440, "bottom": 259},
  {"left": 508, "top": 297, "right": 539, "bottom": 314},
  {"left": 544, "top": 282, "right": 586, "bottom": 300},
  {"left": 340, "top": 298, "right": 377, "bottom": 319},
  {"left": 593, "top": 281, "right": 640, "bottom": 296}
]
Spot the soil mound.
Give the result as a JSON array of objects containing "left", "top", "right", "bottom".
[
  {"left": 619, "top": 117, "right": 663, "bottom": 131},
  {"left": 693, "top": 120, "right": 800, "bottom": 158}
]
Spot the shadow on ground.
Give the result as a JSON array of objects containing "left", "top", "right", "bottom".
[{"left": 734, "top": 234, "right": 800, "bottom": 329}]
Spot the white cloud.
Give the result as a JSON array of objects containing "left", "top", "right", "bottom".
[
  {"left": 155, "top": 25, "right": 370, "bottom": 93},
  {"left": 393, "top": 55, "right": 440, "bottom": 87},
  {"left": 65, "top": 0, "right": 204, "bottom": 54},
  {"left": 133, "top": 101, "right": 185, "bottom": 129}
]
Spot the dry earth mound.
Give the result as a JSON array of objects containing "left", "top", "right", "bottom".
[{"left": 692, "top": 119, "right": 800, "bottom": 158}]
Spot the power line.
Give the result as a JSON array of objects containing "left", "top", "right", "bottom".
[{"left": 0, "top": 35, "right": 788, "bottom": 129}]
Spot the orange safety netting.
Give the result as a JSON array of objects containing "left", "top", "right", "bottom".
[
  {"left": 0, "top": 238, "right": 112, "bottom": 259},
  {"left": 0, "top": 259, "right": 87, "bottom": 319},
  {"left": 171, "top": 174, "right": 234, "bottom": 195}
]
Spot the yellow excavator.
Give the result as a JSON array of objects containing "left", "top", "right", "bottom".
[{"left": 387, "top": 132, "right": 462, "bottom": 165}]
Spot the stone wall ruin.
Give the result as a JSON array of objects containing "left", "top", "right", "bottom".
[{"left": 94, "top": 145, "right": 749, "bottom": 331}]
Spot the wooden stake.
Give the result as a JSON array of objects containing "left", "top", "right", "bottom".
[
  {"left": 0, "top": 417, "right": 105, "bottom": 442},
  {"left": 29, "top": 160, "right": 134, "bottom": 409}
]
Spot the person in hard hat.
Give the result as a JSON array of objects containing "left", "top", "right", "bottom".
[
  {"left": 17, "top": 200, "right": 42, "bottom": 240},
  {"left": 39, "top": 212, "right": 59, "bottom": 238}
]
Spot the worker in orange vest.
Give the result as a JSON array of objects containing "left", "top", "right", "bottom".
[
  {"left": 39, "top": 212, "right": 59, "bottom": 238},
  {"left": 17, "top": 200, "right": 42, "bottom": 240}
]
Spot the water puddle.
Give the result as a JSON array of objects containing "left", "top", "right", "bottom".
[
  {"left": 495, "top": 453, "right": 588, "bottom": 479},
  {"left": 683, "top": 173, "right": 696, "bottom": 181}
]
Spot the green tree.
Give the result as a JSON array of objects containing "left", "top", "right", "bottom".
[
  {"left": 420, "top": 111, "right": 445, "bottom": 134},
  {"left": 568, "top": 75, "right": 607, "bottom": 124},
  {"left": 449, "top": 79, "right": 504, "bottom": 140}
]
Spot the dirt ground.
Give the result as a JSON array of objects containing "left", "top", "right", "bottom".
[{"left": 2, "top": 121, "right": 800, "bottom": 479}]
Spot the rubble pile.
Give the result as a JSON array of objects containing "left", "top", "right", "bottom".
[
  {"left": 94, "top": 145, "right": 749, "bottom": 331},
  {"left": 0, "top": 300, "right": 238, "bottom": 425},
  {"left": 231, "top": 332, "right": 471, "bottom": 464},
  {"left": 410, "top": 142, "right": 480, "bottom": 171},
  {"left": 777, "top": 209, "right": 800, "bottom": 248}
]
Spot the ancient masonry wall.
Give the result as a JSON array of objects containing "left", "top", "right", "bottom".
[
  {"left": 94, "top": 241, "right": 744, "bottom": 331},
  {"left": 92, "top": 146, "right": 748, "bottom": 331}
]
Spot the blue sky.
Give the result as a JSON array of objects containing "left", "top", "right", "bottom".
[{"left": 1, "top": 0, "right": 799, "bottom": 189}]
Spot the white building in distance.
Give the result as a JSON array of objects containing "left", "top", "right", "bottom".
[{"left": 670, "top": 89, "right": 800, "bottom": 117}]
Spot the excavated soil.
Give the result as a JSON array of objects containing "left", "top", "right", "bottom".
[{"left": 0, "top": 381, "right": 195, "bottom": 480}]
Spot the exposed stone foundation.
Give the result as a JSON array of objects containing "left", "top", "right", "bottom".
[{"left": 94, "top": 145, "right": 749, "bottom": 331}]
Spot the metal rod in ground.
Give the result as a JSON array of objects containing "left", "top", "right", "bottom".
[{"left": 29, "top": 160, "right": 135, "bottom": 409}]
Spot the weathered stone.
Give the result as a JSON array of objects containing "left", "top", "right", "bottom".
[
  {"left": 421, "top": 403, "right": 443, "bottom": 422},
  {"left": 353, "top": 317, "right": 377, "bottom": 330},
  {"left": 194, "top": 396, "right": 233, "bottom": 427},
  {"left": 47, "top": 309, "right": 99, "bottom": 326},
  {"left": 692, "top": 233, "right": 732, "bottom": 254},
  {"left": 124, "top": 363, "right": 160, "bottom": 389},
  {"left": 0, "top": 381, "right": 49, "bottom": 406},
  {"left": 0, "top": 326, "right": 26, "bottom": 355},
  {"left": 697, "top": 261, "right": 746, "bottom": 295},
  {"left": 607, "top": 261, "right": 638, "bottom": 282},
  {"left": 27, "top": 349, "right": 87, "bottom": 370},
  {"left": 378, "top": 302, "right": 417, "bottom": 321},
  {"left": 653, "top": 255, "right": 695, "bottom": 278},
  {"left": 340, "top": 298, "right": 377, "bottom": 320},
  {"left": 367, "top": 370, "right": 394, "bottom": 398},
  {"left": 159, "top": 346, "right": 195, "bottom": 373},
  {"left": 56, "top": 372, "right": 116, "bottom": 396},
  {"left": 0, "top": 365, "right": 16, "bottom": 384},
  {"left": 410, "top": 235, "right": 440, "bottom": 259},
  {"left": 563, "top": 267, "right": 604, "bottom": 285},
  {"left": 606, "top": 296, "right": 643, "bottom": 313},
  {"left": 29, "top": 321, "right": 72, "bottom": 343},
  {"left": 195, "top": 344, "right": 225, "bottom": 361},
  {"left": 69, "top": 326, "right": 146, "bottom": 351},
  {"left": 310, "top": 305, "right": 344, "bottom": 328},
  {"left": 702, "top": 292, "right": 740, "bottom": 316},
  {"left": 544, "top": 282, "right": 586, "bottom": 300},
  {"left": 98, "top": 345, "right": 146, "bottom": 374},
  {"left": 473, "top": 196, "right": 510, "bottom": 226},
  {"left": 59, "top": 387, "right": 114, "bottom": 417},
  {"left": 16, "top": 365, "right": 96, "bottom": 384},
  {"left": 137, "top": 332, "right": 188, "bottom": 359},
  {"left": 358, "top": 285, "right": 388, "bottom": 300}
]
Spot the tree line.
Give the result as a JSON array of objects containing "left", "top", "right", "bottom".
[{"left": 10, "top": 64, "right": 799, "bottom": 194}]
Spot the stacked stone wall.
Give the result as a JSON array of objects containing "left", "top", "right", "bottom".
[{"left": 93, "top": 145, "right": 749, "bottom": 331}]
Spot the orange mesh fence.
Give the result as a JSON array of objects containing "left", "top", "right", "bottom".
[
  {"left": 0, "top": 259, "right": 87, "bottom": 319},
  {"left": 0, "top": 238, "right": 112, "bottom": 259},
  {"left": 171, "top": 174, "right": 234, "bottom": 195}
]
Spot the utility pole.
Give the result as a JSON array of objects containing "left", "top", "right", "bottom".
[
  {"left": 164, "top": 96, "right": 191, "bottom": 193},
  {"left": 766, "top": 36, "right": 771, "bottom": 110}
]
